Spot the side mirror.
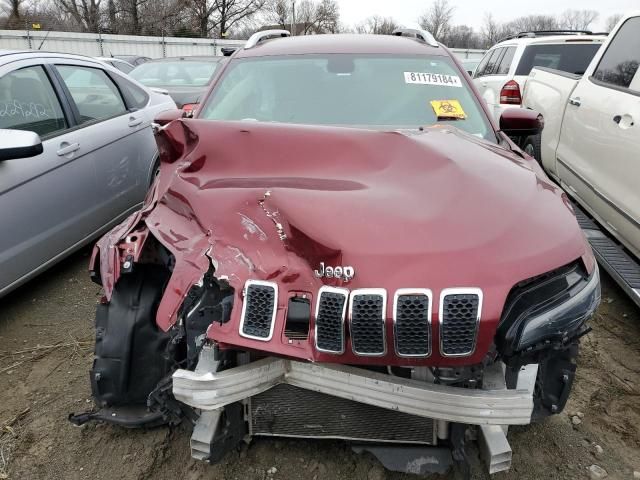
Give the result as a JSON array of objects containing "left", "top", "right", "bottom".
[
  {"left": 0, "top": 129, "right": 43, "bottom": 161},
  {"left": 153, "top": 109, "right": 185, "bottom": 127},
  {"left": 499, "top": 108, "right": 544, "bottom": 137}
]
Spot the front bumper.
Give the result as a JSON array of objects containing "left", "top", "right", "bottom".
[{"left": 173, "top": 358, "right": 535, "bottom": 425}]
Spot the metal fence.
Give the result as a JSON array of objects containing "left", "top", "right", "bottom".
[
  {"left": 0, "top": 29, "right": 484, "bottom": 60},
  {"left": 0, "top": 29, "right": 244, "bottom": 58},
  {"left": 449, "top": 48, "right": 486, "bottom": 60}
]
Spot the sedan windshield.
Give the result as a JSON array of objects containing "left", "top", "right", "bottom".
[
  {"left": 199, "top": 54, "right": 494, "bottom": 140},
  {"left": 130, "top": 61, "right": 218, "bottom": 87}
]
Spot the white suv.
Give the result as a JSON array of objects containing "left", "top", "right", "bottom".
[{"left": 472, "top": 31, "right": 606, "bottom": 122}]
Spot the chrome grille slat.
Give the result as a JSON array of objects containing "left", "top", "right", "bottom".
[
  {"left": 439, "top": 288, "right": 482, "bottom": 357},
  {"left": 349, "top": 289, "right": 386, "bottom": 356},
  {"left": 315, "top": 287, "right": 348, "bottom": 354},
  {"left": 239, "top": 280, "right": 278, "bottom": 341},
  {"left": 393, "top": 289, "right": 432, "bottom": 357}
]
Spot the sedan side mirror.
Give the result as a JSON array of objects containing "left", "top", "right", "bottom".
[
  {"left": 499, "top": 108, "right": 544, "bottom": 137},
  {"left": 500, "top": 108, "right": 544, "bottom": 137},
  {"left": 0, "top": 129, "right": 43, "bottom": 161}
]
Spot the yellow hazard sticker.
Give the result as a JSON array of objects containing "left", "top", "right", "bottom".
[{"left": 430, "top": 100, "right": 467, "bottom": 120}]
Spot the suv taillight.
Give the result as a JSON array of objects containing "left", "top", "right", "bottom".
[
  {"left": 500, "top": 80, "right": 522, "bottom": 105},
  {"left": 182, "top": 103, "right": 198, "bottom": 117}
]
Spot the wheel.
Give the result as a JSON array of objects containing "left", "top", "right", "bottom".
[{"left": 523, "top": 133, "right": 542, "bottom": 163}]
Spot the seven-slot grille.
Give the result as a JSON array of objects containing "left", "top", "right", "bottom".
[
  {"left": 315, "top": 287, "right": 348, "bottom": 354},
  {"left": 239, "top": 280, "right": 278, "bottom": 341},
  {"left": 393, "top": 290, "right": 432, "bottom": 357},
  {"left": 349, "top": 289, "right": 387, "bottom": 356},
  {"left": 439, "top": 289, "right": 482, "bottom": 356},
  {"left": 239, "top": 280, "right": 482, "bottom": 357}
]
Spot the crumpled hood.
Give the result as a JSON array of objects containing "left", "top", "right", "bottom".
[{"left": 96, "top": 119, "right": 591, "bottom": 365}]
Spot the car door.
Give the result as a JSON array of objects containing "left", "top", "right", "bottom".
[
  {"left": 53, "top": 62, "right": 157, "bottom": 228},
  {"left": 0, "top": 61, "right": 100, "bottom": 294},
  {"left": 556, "top": 16, "right": 640, "bottom": 257}
]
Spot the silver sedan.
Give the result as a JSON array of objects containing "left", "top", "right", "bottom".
[{"left": 0, "top": 50, "right": 176, "bottom": 297}]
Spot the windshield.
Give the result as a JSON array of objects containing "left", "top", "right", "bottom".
[
  {"left": 199, "top": 54, "right": 494, "bottom": 140},
  {"left": 130, "top": 60, "right": 218, "bottom": 87}
]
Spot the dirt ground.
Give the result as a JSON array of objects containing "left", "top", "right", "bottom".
[{"left": 0, "top": 248, "right": 639, "bottom": 480}]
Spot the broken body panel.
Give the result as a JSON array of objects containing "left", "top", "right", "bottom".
[{"left": 93, "top": 118, "right": 593, "bottom": 367}]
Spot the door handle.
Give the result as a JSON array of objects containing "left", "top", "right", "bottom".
[
  {"left": 568, "top": 97, "right": 581, "bottom": 107},
  {"left": 613, "top": 114, "right": 635, "bottom": 128},
  {"left": 128, "top": 116, "right": 143, "bottom": 127},
  {"left": 56, "top": 142, "right": 80, "bottom": 156}
]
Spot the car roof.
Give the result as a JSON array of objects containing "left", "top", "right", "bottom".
[
  {"left": 234, "top": 34, "right": 447, "bottom": 58},
  {"left": 492, "top": 34, "right": 606, "bottom": 48},
  {"left": 145, "top": 56, "right": 222, "bottom": 63},
  {"left": 0, "top": 49, "right": 110, "bottom": 66},
  {"left": 96, "top": 56, "right": 133, "bottom": 64}
]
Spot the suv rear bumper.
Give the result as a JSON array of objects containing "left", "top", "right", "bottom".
[{"left": 173, "top": 357, "right": 536, "bottom": 426}]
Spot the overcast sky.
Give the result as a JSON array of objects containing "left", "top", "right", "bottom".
[{"left": 336, "top": 0, "right": 637, "bottom": 30}]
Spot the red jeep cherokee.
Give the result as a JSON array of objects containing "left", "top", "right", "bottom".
[{"left": 72, "top": 30, "right": 600, "bottom": 476}]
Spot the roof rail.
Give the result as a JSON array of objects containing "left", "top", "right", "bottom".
[
  {"left": 245, "top": 29, "right": 290, "bottom": 49},
  {"left": 500, "top": 29, "right": 602, "bottom": 41},
  {"left": 391, "top": 28, "right": 439, "bottom": 48}
]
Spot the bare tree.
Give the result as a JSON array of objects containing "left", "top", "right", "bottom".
[
  {"left": 315, "top": 0, "right": 338, "bottom": 33},
  {"left": 265, "top": 0, "right": 289, "bottom": 29},
  {"left": 481, "top": 13, "right": 501, "bottom": 46},
  {"left": 559, "top": 9, "right": 599, "bottom": 30},
  {"left": 1, "top": 0, "right": 27, "bottom": 28},
  {"left": 54, "top": 0, "right": 103, "bottom": 32},
  {"left": 293, "top": 0, "right": 337, "bottom": 35},
  {"left": 356, "top": 15, "right": 398, "bottom": 35},
  {"left": 605, "top": 13, "right": 623, "bottom": 32},
  {"left": 189, "top": 0, "right": 266, "bottom": 37},
  {"left": 418, "top": 0, "right": 454, "bottom": 41},
  {"left": 443, "top": 24, "right": 481, "bottom": 49},
  {"left": 509, "top": 14, "right": 558, "bottom": 33}
]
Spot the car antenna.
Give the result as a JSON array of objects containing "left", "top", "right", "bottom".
[{"left": 37, "top": 30, "right": 51, "bottom": 50}]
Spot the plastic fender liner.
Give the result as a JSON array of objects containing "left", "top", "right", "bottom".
[{"left": 91, "top": 264, "right": 176, "bottom": 407}]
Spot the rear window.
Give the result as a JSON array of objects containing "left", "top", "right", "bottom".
[
  {"left": 593, "top": 17, "right": 640, "bottom": 90},
  {"left": 515, "top": 43, "right": 601, "bottom": 76},
  {"left": 130, "top": 60, "right": 219, "bottom": 87},
  {"left": 200, "top": 54, "right": 494, "bottom": 141}
]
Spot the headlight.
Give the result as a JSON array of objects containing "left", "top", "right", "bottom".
[{"left": 497, "top": 261, "right": 600, "bottom": 358}]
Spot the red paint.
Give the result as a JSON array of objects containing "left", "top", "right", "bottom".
[
  {"left": 93, "top": 118, "right": 592, "bottom": 367},
  {"left": 499, "top": 108, "right": 543, "bottom": 136}
]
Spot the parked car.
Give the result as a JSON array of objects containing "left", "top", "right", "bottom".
[
  {"left": 473, "top": 31, "right": 606, "bottom": 122},
  {"left": 0, "top": 51, "right": 176, "bottom": 298},
  {"left": 96, "top": 56, "right": 135, "bottom": 74},
  {"left": 461, "top": 58, "right": 480, "bottom": 75},
  {"left": 72, "top": 30, "right": 601, "bottom": 476},
  {"left": 129, "top": 56, "right": 223, "bottom": 113},
  {"left": 113, "top": 55, "right": 151, "bottom": 66},
  {"left": 522, "top": 13, "right": 640, "bottom": 306}
]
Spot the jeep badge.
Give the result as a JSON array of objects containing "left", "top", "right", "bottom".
[{"left": 314, "top": 262, "right": 355, "bottom": 282}]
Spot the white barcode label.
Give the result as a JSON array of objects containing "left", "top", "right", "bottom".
[{"left": 404, "top": 72, "right": 462, "bottom": 87}]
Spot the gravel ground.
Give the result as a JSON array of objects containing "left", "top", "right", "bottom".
[{"left": 0, "top": 248, "right": 639, "bottom": 480}]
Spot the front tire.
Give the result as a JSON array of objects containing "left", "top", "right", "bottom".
[{"left": 523, "top": 133, "right": 542, "bottom": 164}]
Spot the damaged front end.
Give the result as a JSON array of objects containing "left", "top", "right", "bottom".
[{"left": 71, "top": 119, "right": 600, "bottom": 476}]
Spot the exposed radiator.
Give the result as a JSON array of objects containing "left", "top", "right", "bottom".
[{"left": 250, "top": 384, "right": 436, "bottom": 444}]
